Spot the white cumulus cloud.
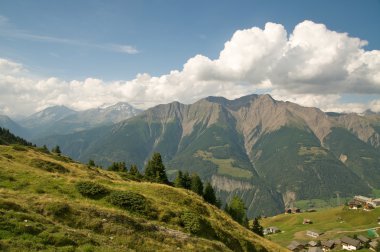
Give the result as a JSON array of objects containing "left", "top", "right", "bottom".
[{"left": 1, "top": 20, "right": 380, "bottom": 116}]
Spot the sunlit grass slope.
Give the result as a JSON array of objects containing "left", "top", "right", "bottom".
[
  {"left": 261, "top": 206, "right": 380, "bottom": 247},
  {"left": 0, "top": 144, "right": 286, "bottom": 252}
]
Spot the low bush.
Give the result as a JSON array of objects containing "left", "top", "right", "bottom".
[
  {"left": 180, "top": 211, "right": 202, "bottom": 234},
  {"left": 45, "top": 202, "right": 71, "bottom": 218},
  {"left": 12, "top": 145, "right": 28, "bottom": 151},
  {"left": 40, "top": 231, "right": 77, "bottom": 247},
  {"left": 107, "top": 191, "right": 150, "bottom": 215},
  {"left": 51, "top": 155, "right": 74, "bottom": 163},
  {"left": 159, "top": 209, "right": 176, "bottom": 223},
  {"left": 75, "top": 181, "right": 110, "bottom": 199},
  {"left": 2, "top": 153, "right": 13, "bottom": 159},
  {"left": 0, "top": 200, "right": 24, "bottom": 211},
  {"left": 30, "top": 159, "right": 69, "bottom": 173}
]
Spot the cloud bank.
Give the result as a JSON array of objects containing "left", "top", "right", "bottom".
[{"left": 1, "top": 20, "right": 380, "bottom": 116}]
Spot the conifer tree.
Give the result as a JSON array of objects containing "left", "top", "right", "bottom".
[
  {"left": 52, "top": 145, "right": 61, "bottom": 155},
  {"left": 144, "top": 152, "right": 168, "bottom": 184},
  {"left": 88, "top": 159, "right": 95, "bottom": 167},
  {"left": 251, "top": 217, "right": 264, "bottom": 236},
  {"left": 225, "top": 196, "right": 247, "bottom": 226},
  {"left": 174, "top": 171, "right": 184, "bottom": 188},
  {"left": 203, "top": 182, "right": 216, "bottom": 205},
  {"left": 42, "top": 145, "right": 49, "bottom": 153},
  {"left": 190, "top": 173, "right": 203, "bottom": 196},
  {"left": 129, "top": 164, "right": 140, "bottom": 177},
  {"left": 108, "top": 161, "right": 127, "bottom": 172},
  {"left": 182, "top": 171, "right": 191, "bottom": 189}
]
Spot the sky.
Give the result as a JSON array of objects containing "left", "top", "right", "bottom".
[{"left": 0, "top": 0, "right": 380, "bottom": 116}]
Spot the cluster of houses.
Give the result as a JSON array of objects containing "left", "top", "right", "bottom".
[
  {"left": 263, "top": 226, "right": 281, "bottom": 235},
  {"left": 349, "top": 195, "right": 380, "bottom": 210},
  {"left": 287, "top": 234, "right": 379, "bottom": 251}
]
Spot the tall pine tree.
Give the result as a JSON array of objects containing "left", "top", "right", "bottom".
[
  {"left": 174, "top": 171, "right": 184, "bottom": 188},
  {"left": 182, "top": 171, "right": 191, "bottom": 189},
  {"left": 251, "top": 217, "right": 264, "bottom": 236},
  {"left": 190, "top": 173, "right": 203, "bottom": 196},
  {"left": 129, "top": 164, "right": 140, "bottom": 177},
  {"left": 144, "top": 152, "right": 168, "bottom": 184},
  {"left": 203, "top": 182, "right": 217, "bottom": 206},
  {"left": 52, "top": 145, "right": 61, "bottom": 155}
]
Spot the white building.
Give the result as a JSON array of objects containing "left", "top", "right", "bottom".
[{"left": 341, "top": 236, "right": 360, "bottom": 251}]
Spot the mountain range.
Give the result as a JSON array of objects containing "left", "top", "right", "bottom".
[
  {"left": 0, "top": 102, "right": 141, "bottom": 140},
  {"left": 25, "top": 94, "right": 380, "bottom": 217}
]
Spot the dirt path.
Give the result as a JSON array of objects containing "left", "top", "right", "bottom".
[
  {"left": 293, "top": 226, "right": 380, "bottom": 240},
  {"left": 336, "top": 226, "right": 380, "bottom": 234}
]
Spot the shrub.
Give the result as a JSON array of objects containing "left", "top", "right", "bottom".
[
  {"left": 159, "top": 210, "right": 176, "bottom": 223},
  {"left": 180, "top": 211, "right": 201, "bottom": 234},
  {"left": 36, "top": 145, "right": 50, "bottom": 154},
  {"left": 35, "top": 187, "right": 46, "bottom": 194},
  {"left": 107, "top": 191, "right": 149, "bottom": 215},
  {"left": 12, "top": 145, "right": 28, "bottom": 151},
  {"left": 40, "top": 232, "right": 77, "bottom": 247},
  {"left": 79, "top": 244, "right": 95, "bottom": 252},
  {"left": 75, "top": 181, "right": 109, "bottom": 199},
  {"left": 30, "top": 159, "right": 69, "bottom": 173},
  {"left": 45, "top": 202, "right": 71, "bottom": 218},
  {"left": 2, "top": 153, "right": 13, "bottom": 159},
  {"left": 0, "top": 200, "right": 24, "bottom": 211}
]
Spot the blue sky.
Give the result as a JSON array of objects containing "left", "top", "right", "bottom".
[
  {"left": 1, "top": 0, "right": 379, "bottom": 80},
  {"left": 0, "top": 0, "right": 380, "bottom": 115}
]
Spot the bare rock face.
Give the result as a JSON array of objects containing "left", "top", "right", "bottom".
[
  {"left": 211, "top": 174, "right": 254, "bottom": 192},
  {"left": 334, "top": 113, "right": 380, "bottom": 148},
  {"left": 282, "top": 191, "right": 297, "bottom": 209},
  {"left": 140, "top": 94, "right": 380, "bottom": 153},
  {"left": 339, "top": 154, "right": 348, "bottom": 163}
]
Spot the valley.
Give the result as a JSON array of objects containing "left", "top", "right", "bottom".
[{"left": 12, "top": 94, "right": 380, "bottom": 218}]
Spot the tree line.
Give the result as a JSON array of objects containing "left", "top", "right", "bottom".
[
  {"left": 93, "top": 152, "right": 220, "bottom": 207},
  {"left": 37, "top": 146, "right": 265, "bottom": 236},
  {"left": 95, "top": 151, "right": 264, "bottom": 236}
]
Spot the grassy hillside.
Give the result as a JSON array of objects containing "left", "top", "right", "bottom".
[
  {"left": 261, "top": 206, "right": 380, "bottom": 247},
  {"left": 169, "top": 123, "right": 255, "bottom": 180},
  {"left": 252, "top": 127, "right": 371, "bottom": 199},
  {"left": 324, "top": 127, "right": 380, "bottom": 188},
  {"left": 0, "top": 144, "right": 286, "bottom": 252}
]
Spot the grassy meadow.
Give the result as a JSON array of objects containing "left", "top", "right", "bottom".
[
  {"left": 0, "top": 144, "right": 286, "bottom": 252},
  {"left": 261, "top": 206, "right": 380, "bottom": 248}
]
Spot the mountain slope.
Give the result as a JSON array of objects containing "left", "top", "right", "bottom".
[
  {"left": 261, "top": 206, "right": 380, "bottom": 247},
  {"left": 18, "top": 103, "right": 142, "bottom": 140},
  {"left": 21, "top": 105, "right": 77, "bottom": 129},
  {"left": 43, "top": 102, "right": 142, "bottom": 136},
  {"left": 0, "top": 115, "right": 29, "bottom": 139},
  {"left": 0, "top": 144, "right": 285, "bottom": 252},
  {"left": 35, "top": 94, "right": 380, "bottom": 217}
]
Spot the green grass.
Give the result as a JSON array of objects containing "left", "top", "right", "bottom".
[
  {"left": 298, "top": 147, "right": 327, "bottom": 157},
  {"left": 0, "top": 145, "right": 285, "bottom": 252},
  {"left": 261, "top": 206, "right": 380, "bottom": 247},
  {"left": 294, "top": 198, "right": 351, "bottom": 210},
  {"left": 371, "top": 189, "right": 380, "bottom": 198},
  {"left": 194, "top": 150, "right": 253, "bottom": 179}
]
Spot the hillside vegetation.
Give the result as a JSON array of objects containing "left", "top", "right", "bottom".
[
  {"left": 261, "top": 206, "right": 380, "bottom": 247},
  {"left": 36, "top": 94, "right": 380, "bottom": 217},
  {"left": 0, "top": 144, "right": 286, "bottom": 251}
]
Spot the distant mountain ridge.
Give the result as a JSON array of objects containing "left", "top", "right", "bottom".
[
  {"left": 36, "top": 94, "right": 380, "bottom": 217},
  {"left": 0, "top": 102, "right": 142, "bottom": 140},
  {"left": 0, "top": 115, "right": 29, "bottom": 139}
]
